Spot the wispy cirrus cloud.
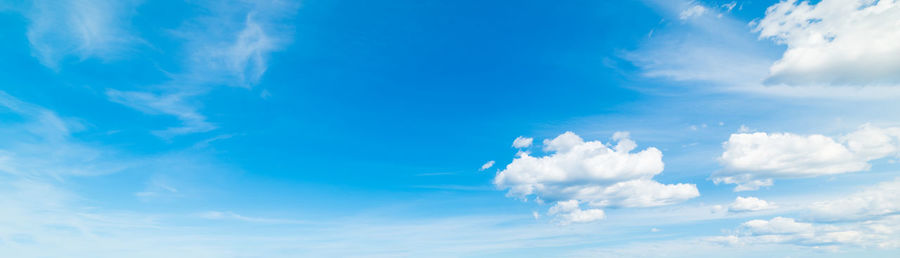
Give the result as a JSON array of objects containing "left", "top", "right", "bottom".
[
  {"left": 107, "top": 0, "right": 297, "bottom": 138},
  {"left": 106, "top": 89, "right": 216, "bottom": 138},
  {"left": 18, "top": 0, "right": 142, "bottom": 69},
  {"left": 0, "top": 91, "right": 132, "bottom": 177}
]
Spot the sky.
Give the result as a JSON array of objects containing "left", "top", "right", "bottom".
[{"left": 1, "top": 0, "right": 900, "bottom": 257}]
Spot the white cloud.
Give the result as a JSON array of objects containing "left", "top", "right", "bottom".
[
  {"left": 721, "top": 2, "right": 737, "bottom": 12},
  {"left": 714, "top": 124, "right": 900, "bottom": 191},
  {"left": 512, "top": 136, "right": 533, "bottom": 148},
  {"left": 710, "top": 216, "right": 883, "bottom": 247},
  {"left": 21, "top": 0, "right": 140, "bottom": 68},
  {"left": 106, "top": 89, "right": 216, "bottom": 138},
  {"left": 742, "top": 217, "right": 813, "bottom": 235},
  {"left": 711, "top": 179, "right": 900, "bottom": 249},
  {"left": 625, "top": 1, "right": 774, "bottom": 86},
  {"left": 0, "top": 91, "right": 132, "bottom": 176},
  {"left": 197, "top": 211, "right": 308, "bottom": 224},
  {"left": 479, "top": 160, "right": 495, "bottom": 171},
  {"left": 494, "top": 131, "right": 699, "bottom": 224},
  {"left": 679, "top": 5, "right": 707, "bottom": 20},
  {"left": 108, "top": 1, "right": 296, "bottom": 137},
  {"left": 728, "top": 196, "right": 776, "bottom": 212},
  {"left": 181, "top": 10, "right": 289, "bottom": 87},
  {"left": 547, "top": 200, "right": 606, "bottom": 225},
  {"left": 718, "top": 132, "right": 865, "bottom": 179},
  {"left": 710, "top": 215, "right": 900, "bottom": 249},
  {"left": 628, "top": 0, "right": 900, "bottom": 100},
  {"left": 754, "top": 0, "right": 900, "bottom": 86},
  {"left": 808, "top": 178, "right": 900, "bottom": 221}
]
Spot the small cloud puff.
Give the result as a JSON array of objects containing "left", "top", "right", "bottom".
[
  {"left": 728, "top": 196, "right": 776, "bottom": 212},
  {"left": 479, "top": 160, "right": 495, "bottom": 171},
  {"left": 512, "top": 136, "right": 533, "bottom": 148},
  {"left": 679, "top": 5, "right": 707, "bottom": 20},
  {"left": 547, "top": 200, "right": 605, "bottom": 225}
]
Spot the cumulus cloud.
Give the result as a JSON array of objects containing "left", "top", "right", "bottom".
[
  {"left": 512, "top": 136, "right": 533, "bottom": 148},
  {"left": 627, "top": 0, "right": 900, "bottom": 99},
  {"left": 479, "top": 160, "right": 495, "bottom": 171},
  {"left": 728, "top": 196, "right": 776, "bottom": 212},
  {"left": 494, "top": 131, "right": 699, "bottom": 224},
  {"left": 20, "top": 0, "right": 140, "bottom": 68},
  {"left": 711, "top": 180, "right": 900, "bottom": 249},
  {"left": 713, "top": 124, "right": 900, "bottom": 191},
  {"left": 710, "top": 216, "right": 898, "bottom": 248},
  {"left": 547, "top": 200, "right": 606, "bottom": 225},
  {"left": 754, "top": 0, "right": 900, "bottom": 86}
]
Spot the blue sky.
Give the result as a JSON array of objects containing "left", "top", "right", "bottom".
[{"left": 2, "top": 0, "right": 900, "bottom": 257}]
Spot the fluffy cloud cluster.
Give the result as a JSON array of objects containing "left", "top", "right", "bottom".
[
  {"left": 494, "top": 132, "right": 699, "bottom": 224},
  {"left": 714, "top": 124, "right": 900, "bottom": 191},
  {"left": 728, "top": 196, "right": 777, "bottom": 212},
  {"left": 711, "top": 179, "right": 900, "bottom": 249},
  {"left": 755, "top": 0, "right": 900, "bottom": 86},
  {"left": 710, "top": 216, "right": 884, "bottom": 247}
]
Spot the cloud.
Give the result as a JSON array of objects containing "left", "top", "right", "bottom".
[
  {"left": 624, "top": 1, "right": 774, "bottom": 87},
  {"left": 197, "top": 211, "right": 308, "bottom": 224},
  {"left": 728, "top": 196, "right": 776, "bottom": 212},
  {"left": 22, "top": 0, "right": 140, "bottom": 68},
  {"left": 808, "top": 178, "right": 900, "bottom": 222},
  {"left": 711, "top": 179, "right": 900, "bottom": 249},
  {"left": 479, "top": 160, "right": 495, "bottom": 171},
  {"left": 709, "top": 216, "right": 897, "bottom": 248},
  {"left": 512, "top": 136, "right": 533, "bottom": 148},
  {"left": 741, "top": 217, "right": 813, "bottom": 235},
  {"left": 106, "top": 89, "right": 216, "bottom": 138},
  {"left": 713, "top": 124, "right": 900, "bottom": 191},
  {"left": 547, "top": 200, "right": 606, "bottom": 225},
  {"left": 721, "top": 2, "right": 737, "bottom": 12},
  {"left": 494, "top": 131, "right": 699, "bottom": 224},
  {"left": 0, "top": 91, "right": 132, "bottom": 176},
  {"left": 107, "top": 1, "right": 296, "bottom": 137},
  {"left": 754, "top": 0, "right": 900, "bottom": 86},
  {"left": 628, "top": 0, "right": 900, "bottom": 99},
  {"left": 679, "top": 5, "right": 707, "bottom": 20},
  {"left": 179, "top": 10, "right": 289, "bottom": 87}
]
